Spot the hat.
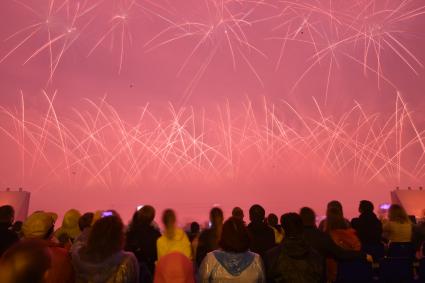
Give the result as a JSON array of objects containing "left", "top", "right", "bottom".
[
  {"left": 22, "top": 212, "right": 55, "bottom": 239},
  {"left": 54, "top": 209, "right": 81, "bottom": 240}
]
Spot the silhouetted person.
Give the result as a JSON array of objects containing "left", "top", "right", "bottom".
[
  {"left": 266, "top": 213, "right": 323, "bottom": 283},
  {"left": 0, "top": 239, "right": 51, "bottom": 283},
  {"left": 187, "top": 222, "right": 200, "bottom": 242},
  {"left": 187, "top": 221, "right": 201, "bottom": 261},
  {"left": 351, "top": 200, "right": 382, "bottom": 246},
  {"left": 267, "top": 213, "right": 284, "bottom": 244},
  {"left": 247, "top": 204, "right": 275, "bottom": 259},
  {"left": 196, "top": 207, "right": 224, "bottom": 266},
  {"left": 125, "top": 205, "right": 161, "bottom": 282},
  {"left": 199, "top": 217, "right": 265, "bottom": 282},
  {"left": 0, "top": 205, "right": 18, "bottom": 257},
  {"left": 299, "top": 207, "right": 368, "bottom": 283},
  {"left": 232, "top": 207, "right": 244, "bottom": 222},
  {"left": 318, "top": 200, "right": 350, "bottom": 232}
]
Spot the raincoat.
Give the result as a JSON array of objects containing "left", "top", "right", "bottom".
[{"left": 199, "top": 250, "right": 265, "bottom": 283}]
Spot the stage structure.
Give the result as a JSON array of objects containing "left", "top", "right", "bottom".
[
  {"left": 391, "top": 187, "right": 425, "bottom": 219},
  {"left": 0, "top": 188, "right": 31, "bottom": 221}
]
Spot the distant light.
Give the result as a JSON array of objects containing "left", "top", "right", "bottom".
[
  {"left": 379, "top": 203, "right": 391, "bottom": 210},
  {"left": 101, "top": 211, "right": 113, "bottom": 217}
]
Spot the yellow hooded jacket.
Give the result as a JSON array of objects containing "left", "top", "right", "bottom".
[{"left": 157, "top": 227, "right": 192, "bottom": 260}]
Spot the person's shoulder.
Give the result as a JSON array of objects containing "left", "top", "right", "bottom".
[{"left": 157, "top": 234, "right": 166, "bottom": 244}]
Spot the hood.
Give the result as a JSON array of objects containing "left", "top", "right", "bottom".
[
  {"left": 72, "top": 245, "right": 124, "bottom": 282},
  {"left": 55, "top": 209, "right": 81, "bottom": 239},
  {"left": 165, "top": 227, "right": 186, "bottom": 241},
  {"left": 213, "top": 250, "right": 255, "bottom": 276},
  {"left": 281, "top": 237, "right": 311, "bottom": 259}
]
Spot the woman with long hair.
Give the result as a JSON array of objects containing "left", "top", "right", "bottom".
[
  {"left": 156, "top": 209, "right": 192, "bottom": 260},
  {"left": 199, "top": 217, "right": 265, "bottom": 283},
  {"left": 72, "top": 212, "right": 139, "bottom": 283},
  {"left": 383, "top": 204, "right": 412, "bottom": 243}
]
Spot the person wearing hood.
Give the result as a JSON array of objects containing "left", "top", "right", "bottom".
[
  {"left": 157, "top": 209, "right": 192, "bottom": 260},
  {"left": 72, "top": 211, "right": 139, "bottom": 283},
  {"left": 0, "top": 205, "right": 19, "bottom": 257},
  {"left": 247, "top": 204, "right": 275, "bottom": 259},
  {"left": 22, "top": 211, "right": 75, "bottom": 283},
  {"left": 265, "top": 213, "right": 323, "bottom": 283},
  {"left": 55, "top": 209, "right": 81, "bottom": 247},
  {"left": 351, "top": 200, "right": 382, "bottom": 246},
  {"left": 199, "top": 217, "right": 265, "bottom": 283}
]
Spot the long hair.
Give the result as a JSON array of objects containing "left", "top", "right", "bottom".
[
  {"left": 219, "top": 217, "right": 250, "bottom": 253},
  {"left": 83, "top": 213, "right": 124, "bottom": 262},
  {"left": 326, "top": 207, "right": 348, "bottom": 231},
  {"left": 388, "top": 204, "right": 410, "bottom": 224}
]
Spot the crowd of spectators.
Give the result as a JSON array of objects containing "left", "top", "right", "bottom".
[{"left": 0, "top": 200, "right": 424, "bottom": 283}]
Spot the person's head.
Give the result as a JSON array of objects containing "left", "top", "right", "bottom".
[
  {"left": 326, "top": 205, "right": 343, "bottom": 221},
  {"left": 249, "top": 204, "right": 265, "bottom": 223},
  {"left": 267, "top": 213, "right": 279, "bottom": 227},
  {"left": 190, "top": 222, "right": 200, "bottom": 234},
  {"left": 11, "top": 221, "right": 23, "bottom": 234},
  {"left": 22, "top": 212, "right": 55, "bottom": 240},
  {"left": 232, "top": 207, "right": 244, "bottom": 221},
  {"left": 388, "top": 204, "right": 410, "bottom": 223},
  {"left": 280, "top": 213, "right": 303, "bottom": 237},
  {"left": 209, "top": 207, "right": 224, "bottom": 227},
  {"left": 326, "top": 200, "right": 343, "bottom": 217},
  {"left": 219, "top": 217, "right": 250, "bottom": 253},
  {"left": 359, "top": 200, "right": 374, "bottom": 214},
  {"left": 130, "top": 205, "right": 156, "bottom": 230},
  {"left": 0, "top": 205, "right": 15, "bottom": 226},
  {"left": 326, "top": 210, "right": 348, "bottom": 231},
  {"left": 162, "top": 209, "right": 176, "bottom": 230},
  {"left": 299, "top": 207, "right": 316, "bottom": 227},
  {"left": 56, "top": 209, "right": 81, "bottom": 243},
  {"left": 84, "top": 213, "right": 124, "bottom": 262},
  {"left": 0, "top": 239, "right": 51, "bottom": 283},
  {"left": 78, "top": 212, "right": 94, "bottom": 231}
]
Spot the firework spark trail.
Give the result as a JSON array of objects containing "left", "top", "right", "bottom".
[
  {"left": 1, "top": 0, "right": 424, "bottom": 95},
  {"left": 144, "top": 0, "right": 267, "bottom": 100},
  {"left": 0, "top": 92, "right": 424, "bottom": 189},
  {"left": 263, "top": 0, "right": 425, "bottom": 98}
]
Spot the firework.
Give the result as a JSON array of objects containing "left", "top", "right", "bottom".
[{"left": 0, "top": 91, "right": 423, "bottom": 190}]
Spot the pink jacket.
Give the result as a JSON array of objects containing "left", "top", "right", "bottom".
[{"left": 154, "top": 252, "right": 195, "bottom": 283}]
